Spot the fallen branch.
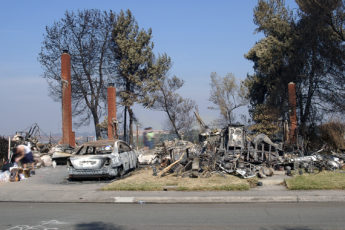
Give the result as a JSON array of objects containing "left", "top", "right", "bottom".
[{"left": 158, "top": 151, "right": 186, "bottom": 177}]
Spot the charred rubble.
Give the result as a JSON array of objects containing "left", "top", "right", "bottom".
[
  {"left": 6, "top": 123, "right": 74, "bottom": 168},
  {"left": 146, "top": 82, "right": 345, "bottom": 179},
  {"left": 151, "top": 124, "right": 345, "bottom": 179}
]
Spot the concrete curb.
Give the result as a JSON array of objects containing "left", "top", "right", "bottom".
[
  {"left": 3, "top": 195, "right": 345, "bottom": 204},
  {"left": 112, "top": 195, "right": 345, "bottom": 204},
  {"left": 113, "top": 196, "right": 298, "bottom": 204}
]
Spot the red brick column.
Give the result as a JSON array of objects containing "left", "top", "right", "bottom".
[
  {"left": 71, "top": 131, "right": 76, "bottom": 147},
  {"left": 107, "top": 83, "right": 117, "bottom": 140},
  {"left": 61, "top": 50, "right": 74, "bottom": 146},
  {"left": 288, "top": 82, "right": 297, "bottom": 144}
]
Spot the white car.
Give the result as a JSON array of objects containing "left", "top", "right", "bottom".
[{"left": 67, "top": 139, "right": 138, "bottom": 179}]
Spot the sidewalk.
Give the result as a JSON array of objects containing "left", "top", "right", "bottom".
[{"left": 0, "top": 166, "right": 344, "bottom": 203}]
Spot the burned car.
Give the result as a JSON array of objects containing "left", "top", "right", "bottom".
[{"left": 67, "top": 139, "right": 138, "bottom": 179}]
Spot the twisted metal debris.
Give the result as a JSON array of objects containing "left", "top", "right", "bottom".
[{"left": 152, "top": 123, "right": 344, "bottom": 179}]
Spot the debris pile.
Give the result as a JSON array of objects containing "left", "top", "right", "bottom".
[
  {"left": 1, "top": 124, "right": 76, "bottom": 183},
  {"left": 288, "top": 152, "right": 345, "bottom": 173},
  {"left": 12, "top": 123, "right": 52, "bottom": 153},
  {"left": 50, "top": 144, "right": 74, "bottom": 165},
  {"left": 150, "top": 124, "right": 345, "bottom": 179},
  {"left": 9, "top": 124, "right": 77, "bottom": 168},
  {"left": 153, "top": 139, "right": 201, "bottom": 177}
]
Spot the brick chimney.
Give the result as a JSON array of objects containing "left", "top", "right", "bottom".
[
  {"left": 288, "top": 82, "right": 297, "bottom": 144},
  {"left": 61, "top": 50, "right": 75, "bottom": 147},
  {"left": 107, "top": 83, "right": 117, "bottom": 140}
]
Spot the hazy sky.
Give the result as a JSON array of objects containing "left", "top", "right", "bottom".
[{"left": 0, "top": 0, "right": 296, "bottom": 136}]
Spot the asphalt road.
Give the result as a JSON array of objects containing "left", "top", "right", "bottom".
[{"left": 1, "top": 202, "right": 344, "bottom": 230}]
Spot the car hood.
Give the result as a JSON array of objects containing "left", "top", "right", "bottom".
[
  {"left": 52, "top": 151, "right": 72, "bottom": 159},
  {"left": 70, "top": 155, "right": 110, "bottom": 169}
]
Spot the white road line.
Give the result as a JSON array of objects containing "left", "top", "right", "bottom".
[{"left": 6, "top": 220, "right": 67, "bottom": 230}]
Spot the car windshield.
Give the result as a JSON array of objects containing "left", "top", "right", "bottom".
[
  {"left": 77, "top": 145, "right": 114, "bottom": 155},
  {"left": 117, "top": 142, "right": 131, "bottom": 153}
]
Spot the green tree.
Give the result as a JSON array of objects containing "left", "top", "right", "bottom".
[
  {"left": 111, "top": 10, "right": 162, "bottom": 144},
  {"left": 245, "top": 0, "right": 345, "bottom": 141},
  {"left": 296, "top": 0, "right": 345, "bottom": 116},
  {"left": 245, "top": 0, "right": 295, "bottom": 118},
  {"left": 249, "top": 104, "right": 280, "bottom": 137},
  {"left": 39, "top": 10, "right": 115, "bottom": 139}
]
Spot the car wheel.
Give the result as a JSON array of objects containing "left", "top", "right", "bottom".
[{"left": 118, "top": 166, "right": 125, "bottom": 178}]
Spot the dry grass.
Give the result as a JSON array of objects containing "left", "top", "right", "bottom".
[
  {"left": 102, "top": 167, "right": 251, "bottom": 191},
  {"left": 285, "top": 171, "right": 345, "bottom": 190}
]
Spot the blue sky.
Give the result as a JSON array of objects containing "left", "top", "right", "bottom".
[{"left": 0, "top": 0, "right": 296, "bottom": 135}]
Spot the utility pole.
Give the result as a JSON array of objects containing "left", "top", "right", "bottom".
[
  {"left": 8, "top": 137, "right": 11, "bottom": 161},
  {"left": 136, "top": 123, "right": 139, "bottom": 150}
]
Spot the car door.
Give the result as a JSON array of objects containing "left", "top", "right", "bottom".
[
  {"left": 128, "top": 150, "right": 135, "bottom": 169},
  {"left": 125, "top": 144, "right": 136, "bottom": 169},
  {"left": 118, "top": 142, "right": 130, "bottom": 171}
]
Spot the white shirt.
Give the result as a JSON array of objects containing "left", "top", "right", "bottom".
[{"left": 18, "top": 145, "right": 31, "bottom": 154}]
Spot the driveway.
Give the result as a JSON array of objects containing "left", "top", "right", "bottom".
[{"left": 0, "top": 166, "right": 110, "bottom": 202}]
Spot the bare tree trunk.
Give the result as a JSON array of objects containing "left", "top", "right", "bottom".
[
  {"left": 91, "top": 110, "right": 101, "bottom": 139},
  {"left": 123, "top": 107, "right": 127, "bottom": 142},
  {"left": 160, "top": 85, "right": 182, "bottom": 140},
  {"left": 128, "top": 107, "right": 134, "bottom": 145},
  {"left": 301, "top": 52, "right": 317, "bottom": 139},
  {"left": 166, "top": 110, "right": 182, "bottom": 140},
  {"left": 301, "top": 84, "right": 314, "bottom": 138}
]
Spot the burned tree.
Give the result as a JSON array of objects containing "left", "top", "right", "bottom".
[
  {"left": 162, "top": 94, "right": 196, "bottom": 140},
  {"left": 39, "top": 10, "right": 115, "bottom": 139},
  {"left": 208, "top": 72, "right": 248, "bottom": 126},
  {"left": 147, "top": 55, "right": 196, "bottom": 139}
]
